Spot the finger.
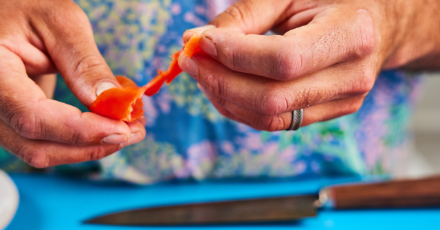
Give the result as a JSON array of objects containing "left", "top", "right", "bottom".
[
  {"left": 30, "top": 0, "right": 121, "bottom": 105},
  {"left": 183, "top": 25, "right": 216, "bottom": 44},
  {"left": 197, "top": 8, "right": 375, "bottom": 80},
  {"left": 201, "top": 84, "right": 366, "bottom": 131},
  {"left": 0, "top": 46, "right": 133, "bottom": 146},
  {"left": 197, "top": 84, "right": 247, "bottom": 124},
  {"left": 122, "top": 120, "right": 147, "bottom": 148},
  {"left": 208, "top": 0, "right": 293, "bottom": 34},
  {"left": 201, "top": 86, "right": 290, "bottom": 131},
  {"left": 271, "top": 8, "right": 323, "bottom": 35},
  {"left": 31, "top": 74, "right": 56, "bottom": 98},
  {"left": 301, "top": 95, "right": 365, "bottom": 126},
  {"left": 1, "top": 39, "right": 57, "bottom": 75},
  {"left": 180, "top": 52, "right": 375, "bottom": 116},
  {"left": 182, "top": 0, "right": 295, "bottom": 43},
  {"left": 0, "top": 119, "right": 124, "bottom": 168}
]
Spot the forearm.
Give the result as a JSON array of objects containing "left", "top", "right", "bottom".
[{"left": 383, "top": 0, "right": 440, "bottom": 70}]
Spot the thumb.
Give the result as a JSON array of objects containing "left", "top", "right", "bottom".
[{"left": 31, "top": 1, "right": 120, "bottom": 106}]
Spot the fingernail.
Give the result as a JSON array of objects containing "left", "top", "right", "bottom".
[
  {"left": 183, "top": 25, "right": 216, "bottom": 44},
  {"left": 120, "top": 132, "right": 143, "bottom": 148},
  {"left": 102, "top": 134, "right": 129, "bottom": 144},
  {"left": 200, "top": 37, "right": 217, "bottom": 58},
  {"left": 186, "top": 25, "right": 216, "bottom": 36},
  {"left": 96, "top": 82, "right": 117, "bottom": 96},
  {"left": 178, "top": 54, "right": 198, "bottom": 77}
]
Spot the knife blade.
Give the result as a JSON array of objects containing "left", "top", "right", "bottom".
[
  {"left": 85, "top": 176, "right": 440, "bottom": 226},
  {"left": 85, "top": 194, "right": 318, "bottom": 225}
]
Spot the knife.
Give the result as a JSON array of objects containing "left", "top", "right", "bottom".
[{"left": 85, "top": 176, "right": 440, "bottom": 226}]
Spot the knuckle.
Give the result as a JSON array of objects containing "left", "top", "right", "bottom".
[
  {"left": 257, "top": 115, "right": 285, "bottom": 132},
  {"left": 258, "top": 88, "right": 289, "bottom": 115},
  {"left": 346, "top": 103, "right": 360, "bottom": 114},
  {"left": 275, "top": 39, "right": 302, "bottom": 80},
  {"left": 70, "top": 130, "right": 84, "bottom": 145},
  {"left": 223, "top": 2, "right": 253, "bottom": 26},
  {"left": 205, "top": 72, "right": 225, "bottom": 96},
  {"left": 354, "top": 67, "right": 376, "bottom": 93},
  {"left": 19, "top": 146, "right": 49, "bottom": 168},
  {"left": 252, "top": 115, "right": 267, "bottom": 131},
  {"left": 74, "top": 55, "right": 104, "bottom": 77},
  {"left": 345, "top": 98, "right": 364, "bottom": 114},
  {"left": 9, "top": 109, "right": 42, "bottom": 139},
  {"left": 353, "top": 10, "right": 376, "bottom": 57},
  {"left": 354, "top": 98, "right": 365, "bottom": 111},
  {"left": 87, "top": 146, "right": 108, "bottom": 161},
  {"left": 65, "top": 113, "right": 90, "bottom": 145},
  {"left": 221, "top": 42, "right": 239, "bottom": 70}
]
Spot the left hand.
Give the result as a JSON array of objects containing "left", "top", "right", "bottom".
[
  {"left": 178, "top": 0, "right": 440, "bottom": 131},
  {"left": 0, "top": 0, "right": 146, "bottom": 168}
]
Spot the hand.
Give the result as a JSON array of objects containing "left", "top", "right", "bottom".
[
  {"left": 179, "top": 0, "right": 440, "bottom": 131},
  {"left": 0, "top": 0, "right": 146, "bottom": 168}
]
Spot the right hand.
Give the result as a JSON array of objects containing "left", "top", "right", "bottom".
[
  {"left": 179, "top": 0, "right": 440, "bottom": 132},
  {"left": 0, "top": 0, "right": 146, "bottom": 168}
]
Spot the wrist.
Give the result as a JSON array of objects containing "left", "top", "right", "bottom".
[{"left": 382, "top": 0, "right": 440, "bottom": 70}]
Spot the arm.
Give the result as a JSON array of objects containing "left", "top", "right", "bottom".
[{"left": 179, "top": 0, "right": 440, "bottom": 131}]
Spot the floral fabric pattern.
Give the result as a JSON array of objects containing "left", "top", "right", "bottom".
[{"left": 0, "top": 0, "right": 421, "bottom": 184}]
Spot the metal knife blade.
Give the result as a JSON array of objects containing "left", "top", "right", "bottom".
[{"left": 85, "top": 194, "right": 318, "bottom": 226}]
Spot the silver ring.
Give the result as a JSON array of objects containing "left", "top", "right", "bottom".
[{"left": 287, "top": 109, "right": 303, "bottom": 131}]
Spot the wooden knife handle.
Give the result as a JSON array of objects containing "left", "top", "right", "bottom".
[{"left": 328, "top": 176, "right": 440, "bottom": 209}]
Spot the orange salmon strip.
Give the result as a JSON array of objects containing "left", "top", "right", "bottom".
[{"left": 89, "top": 35, "right": 201, "bottom": 122}]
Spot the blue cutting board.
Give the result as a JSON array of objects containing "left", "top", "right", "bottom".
[{"left": 6, "top": 173, "right": 440, "bottom": 230}]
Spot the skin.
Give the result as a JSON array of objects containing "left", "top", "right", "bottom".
[
  {"left": 0, "top": 0, "right": 146, "bottom": 168},
  {"left": 179, "top": 0, "right": 440, "bottom": 131}
]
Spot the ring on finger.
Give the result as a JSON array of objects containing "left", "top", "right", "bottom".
[{"left": 287, "top": 109, "right": 303, "bottom": 131}]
